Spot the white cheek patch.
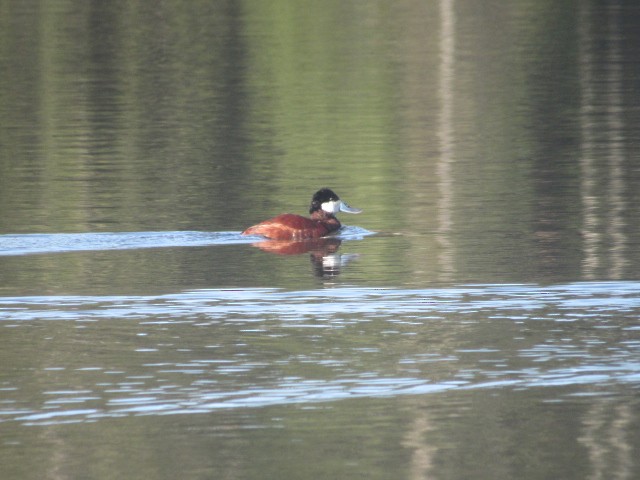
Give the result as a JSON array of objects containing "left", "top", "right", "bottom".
[{"left": 321, "top": 200, "right": 341, "bottom": 214}]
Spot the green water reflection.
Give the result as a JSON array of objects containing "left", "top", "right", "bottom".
[{"left": 1, "top": 0, "right": 639, "bottom": 287}]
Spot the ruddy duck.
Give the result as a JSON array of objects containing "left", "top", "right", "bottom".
[{"left": 242, "top": 188, "right": 362, "bottom": 240}]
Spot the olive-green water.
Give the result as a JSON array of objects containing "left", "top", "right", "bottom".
[{"left": 2, "top": 1, "right": 640, "bottom": 479}]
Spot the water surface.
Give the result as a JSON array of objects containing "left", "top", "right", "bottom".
[{"left": 2, "top": 1, "right": 640, "bottom": 479}]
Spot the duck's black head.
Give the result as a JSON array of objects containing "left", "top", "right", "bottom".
[
  {"left": 309, "top": 188, "right": 362, "bottom": 215},
  {"left": 309, "top": 188, "right": 340, "bottom": 214}
]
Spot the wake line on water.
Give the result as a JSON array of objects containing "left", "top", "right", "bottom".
[
  {"left": 0, "top": 227, "right": 373, "bottom": 256},
  {"left": 0, "top": 231, "right": 248, "bottom": 256}
]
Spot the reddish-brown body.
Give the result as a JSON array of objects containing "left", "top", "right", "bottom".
[{"left": 242, "top": 213, "right": 341, "bottom": 240}]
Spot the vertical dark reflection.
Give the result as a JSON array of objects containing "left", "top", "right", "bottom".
[
  {"left": 206, "top": 0, "right": 253, "bottom": 226},
  {"left": 86, "top": 1, "right": 124, "bottom": 155},
  {"left": 526, "top": 3, "right": 582, "bottom": 278}
]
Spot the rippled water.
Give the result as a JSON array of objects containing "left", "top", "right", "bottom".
[
  {"left": 3, "top": 280, "right": 640, "bottom": 428},
  {"left": 1, "top": 280, "right": 639, "bottom": 425},
  {"left": 2, "top": 270, "right": 640, "bottom": 478}
]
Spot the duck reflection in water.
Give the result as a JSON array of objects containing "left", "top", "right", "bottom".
[{"left": 250, "top": 237, "right": 359, "bottom": 278}]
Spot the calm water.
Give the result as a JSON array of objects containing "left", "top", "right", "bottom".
[{"left": 2, "top": 1, "right": 640, "bottom": 479}]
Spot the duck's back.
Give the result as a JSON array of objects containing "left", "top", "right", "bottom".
[{"left": 242, "top": 213, "right": 338, "bottom": 240}]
